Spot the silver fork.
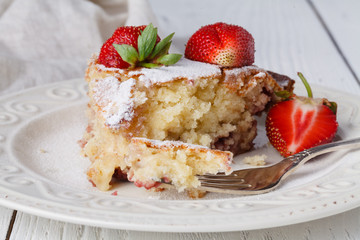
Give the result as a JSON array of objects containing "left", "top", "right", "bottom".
[{"left": 197, "top": 137, "right": 360, "bottom": 195}]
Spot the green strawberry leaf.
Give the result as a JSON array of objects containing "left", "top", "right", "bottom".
[
  {"left": 275, "top": 90, "right": 292, "bottom": 100},
  {"left": 113, "top": 43, "right": 139, "bottom": 66},
  {"left": 297, "top": 72, "right": 313, "bottom": 98},
  {"left": 328, "top": 101, "right": 337, "bottom": 115},
  {"left": 156, "top": 53, "right": 182, "bottom": 66},
  {"left": 138, "top": 23, "right": 158, "bottom": 61},
  {"left": 150, "top": 32, "right": 174, "bottom": 59}
]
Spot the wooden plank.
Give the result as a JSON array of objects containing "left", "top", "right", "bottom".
[
  {"left": 311, "top": 0, "right": 360, "bottom": 85},
  {"left": 149, "top": 0, "right": 360, "bottom": 94},
  {"left": 0, "top": 206, "right": 14, "bottom": 240},
  {"left": 9, "top": 208, "right": 360, "bottom": 240},
  {"left": 9, "top": 212, "right": 129, "bottom": 240}
]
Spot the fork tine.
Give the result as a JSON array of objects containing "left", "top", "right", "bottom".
[
  {"left": 197, "top": 174, "right": 244, "bottom": 180},
  {"left": 197, "top": 177, "right": 245, "bottom": 183},
  {"left": 200, "top": 179, "right": 245, "bottom": 185},
  {"left": 201, "top": 182, "right": 252, "bottom": 189}
]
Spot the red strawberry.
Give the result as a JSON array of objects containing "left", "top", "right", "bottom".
[
  {"left": 185, "top": 22, "right": 255, "bottom": 67},
  {"left": 266, "top": 73, "right": 338, "bottom": 157},
  {"left": 98, "top": 24, "right": 182, "bottom": 69},
  {"left": 99, "top": 25, "right": 146, "bottom": 68}
]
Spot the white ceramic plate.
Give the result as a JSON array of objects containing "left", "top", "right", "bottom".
[{"left": 0, "top": 79, "right": 359, "bottom": 232}]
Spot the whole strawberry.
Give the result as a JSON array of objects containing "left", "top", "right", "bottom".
[
  {"left": 266, "top": 73, "right": 338, "bottom": 157},
  {"left": 185, "top": 22, "right": 255, "bottom": 67},
  {"left": 99, "top": 24, "right": 182, "bottom": 69}
]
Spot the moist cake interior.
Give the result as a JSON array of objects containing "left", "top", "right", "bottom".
[{"left": 126, "top": 137, "right": 232, "bottom": 192}]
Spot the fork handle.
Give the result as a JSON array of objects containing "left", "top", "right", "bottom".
[{"left": 291, "top": 137, "right": 360, "bottom": 166}]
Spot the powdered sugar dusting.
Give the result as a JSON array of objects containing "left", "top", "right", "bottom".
[
  {"left": 93, "top": 77, "right": 135, "bottom": 128},
  {"left": 224, "top": 65, "right": 263, "bottom": 76},
  {"left": 223, "top": 65, "right": 264, "bottom": 85},
  {"left": 128, "top": 58, "right": 221, "bottom": 87},
  {"left": 133, "top": 137, "right": 210, "bottom": 150},
  {"left": 89, "top": 54, "right": 125, "bottom": 74},
  {"left": 255, "top": 72, "right": 266, "bottom": 78},
  {"left": 96, "top": 63, "right": 125, "bottom": 74}
]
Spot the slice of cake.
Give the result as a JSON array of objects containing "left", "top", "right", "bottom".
[
  {"left": 82, "top": 56, "right": 293, "bottom": 191},
  {"left": 126, "top": 137, "right": 232, "bottom": 192},
  {"left": 80, "top": 23, "right": 294, "bottom": 192}
]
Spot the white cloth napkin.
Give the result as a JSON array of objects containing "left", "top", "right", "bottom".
[{"left": 0, "top": 0, "right": 157, "bottom": 95}]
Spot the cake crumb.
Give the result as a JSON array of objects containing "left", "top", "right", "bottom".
[
  {"left": 243, "top": 154, "right": 267, "bottom": 166},
  {"left": 39, "top": 149, "right": 47, "bottom": 153},
  {"left": 187, "top": 189, "right": 207, "bottom": 199}
]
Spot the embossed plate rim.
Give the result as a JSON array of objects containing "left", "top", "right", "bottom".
[{"left": 0, "top": 79, "right": 359, "bottom": 232}]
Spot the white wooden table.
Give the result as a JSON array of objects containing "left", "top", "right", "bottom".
[{"left": 1, "top": 0, "right": 360, "bottom": 239}]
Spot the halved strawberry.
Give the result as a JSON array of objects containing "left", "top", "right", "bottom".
[
  {"left": 266, "top": 73, "right": 338, "bottom": 157},
  {"left": 184, "top": 22, "right": 255, "bottom": 67},
  {"left": 99, "top": 24, "right": 182, "bottom": 69}
]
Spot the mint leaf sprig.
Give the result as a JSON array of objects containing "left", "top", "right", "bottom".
[{"left": 113, "top": 23, "right": 182, "bottom": 69}]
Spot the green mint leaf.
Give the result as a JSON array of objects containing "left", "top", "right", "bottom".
[
  {"left": 157, "top": 53, "right": 182, "bottom": 66},
  {"left": 138, "top": 23, "right": 158, "bottom": 61},
  {"left": 150, "top": 32, "right": 174, "bottom": 59},
  {"left": 113, "top": 43, "right": 139, "bottom": 66},
  {"left": 153, "top": 42, "right": 171, "bottom": 59},
  {"left": 139, "top": 62, "right": 161, "bottom": 68}
]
